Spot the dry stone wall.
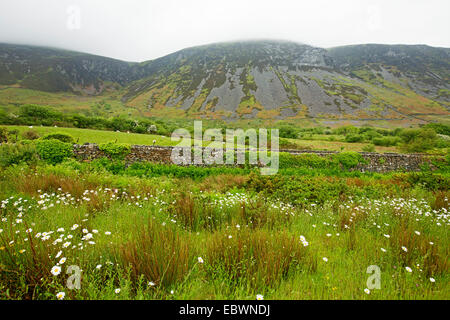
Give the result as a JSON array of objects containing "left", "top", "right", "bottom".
[{"left": 72, "top": 143, "right": 436, "bottom": 172}]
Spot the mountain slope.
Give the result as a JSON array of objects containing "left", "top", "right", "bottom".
[
  {"left": 0, "top": 43, "right": 150, "bottom": 94},
  {"left": 0, "top": 41, "right": 449, "bottom": 121}
]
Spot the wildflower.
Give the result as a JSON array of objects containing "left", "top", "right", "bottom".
[
  {"left": 115, "top": 288, "right": 121, "bottom": 294},
  {"left": 429, "top": 277, "right": 436, "bottom": 283},
  {"left": 105, "top": 231, "right": 111, "bottom": 235},
  {"left": 51, "top": 266, "right": 62, "bottom": 276},
  {"left": 55, "top": 251, "right": 62, "bottom": 258},
  {"left": 198, "top": 257, "right": 204, "bottom": 264},
  {"left": 380, "top": 248, "right": 387, "bottom": 252},
  {"left": 405, "top": 267, "right": 412, "bottom": 273},
  {"left": 256, "top": 294, "right": 264, "bottom": 300},
  {"left": 148, "top": 281, "right": 155, "bottom": 287},
  {"left": 364, "top": 288, "right": 370, "bottom": 294},
  {"left": 56, "top": 292, "right": 65, "bottom": 300},
  {"left": 414, "top": 231, "right": 420, "bottom": 235},
  {"left": 59, "top": 257, "right": 66, "bottom": 265},
  {"left": 62, "top": 242, "right": 71, "bottom": 248},
  {"left": 401, "top": 246, "right": 408, "bottom": 252},
  {"left": 19, "top": 249, "right": 26, "bottom": 254},
  {"left": 96, "top": 264, "right": 102, "bottom": 270},
  {"left": 323, "top": 257, "right": 328, "bottom": 262}
]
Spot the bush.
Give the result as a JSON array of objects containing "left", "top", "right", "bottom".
[
  {"left": 407, "top": 173, "right": 449, "bottom": 191},
  {"left": 0, "top": 127, "right": 7, "bottom": 143},
  {"left": 333, "top": 151, "right": 366, "bottom": 169},
  {"left": 0, "top": 142, "right": 39, "bottom": 167},
  {"left": 400, "top": 128, "right": 437, "bottom": 152},
  {"left": 345, "top": 134, "right": 364, "bottom": 143},
  {"left": 99, "top": 142, "right": 131, "bottom": 159},
  {"left": 362, "top": 144, "right": 375, "bottom": 152},
  {"left": 423, "top": 123, "right": 450, "bottom": 136},
  {"left": 8, "top": 129, "right": 19, "bottom": 142},
  {"left": 372, "top": 136, "right": 402, "bottom": 147},
  {"left": 279, "top": 153, "right": 331, "bottom": 169},
  {"left": 35, "top": 139, "right": 73, "bottom": 164},
  {"left": 42, "top": 132, "right": 75, "bottom": 144},
  {"left": 278, "top": 126, "right": 298, "bottom": 139},
  {"left": 22, "top": 130, "right": 40, "bottom": 140}
]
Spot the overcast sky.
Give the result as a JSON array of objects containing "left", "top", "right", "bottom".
[{"left": 0, "top": 0, "right": 449, "bottom": 62}]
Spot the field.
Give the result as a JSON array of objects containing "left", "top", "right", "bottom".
[
  {"left": 3, "top": 125, "right": 401, "bottom": 153},
  {"left": 0, "top": 144, "right": 448, "bottom": 300}
]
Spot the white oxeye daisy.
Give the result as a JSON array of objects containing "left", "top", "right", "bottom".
[
  {"left": 96, "top": 264, "right": 102, "bottom": 270},
  {"left": 380, "top": 248, "right": 387, "bottom": 252},
  {"left": 51, "top": 265, "right": 62, "bottom": 276},
  {"left": 59, "top": 257, "right": 66, "bottom": 265},
  {"left": 256, "top": 294, "right": 264, "bottom": 300},
  {"left": 405, "top": 267, "right": 412, "bottom": 273},
  {"left": 401, "top": 246, "right": 408, "bottom": 252},
  {"left": 323, "top": 257, "right": 328, "bottom": 262},
  {"left": 198, "top": 257, "right": 204, "bottom": 264},
  {"left": 148, "top": 281, "right": 155, "bottom": 287},
  {"left": 115, "top": 288, "right": 121, "bottom": 294},
  {"left": 56, "top": 292, "right": 65, "bottom": 300},
  {"left": 364, "top": 288, "right": 370, "bottom": 294}
]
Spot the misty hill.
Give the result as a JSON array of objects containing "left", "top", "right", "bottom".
[
  {"left": 0, "top": 43, "right": 150, "bottom": 94},
  {"left": 0, "top": 41, "right": 449, "bottom": 120}
]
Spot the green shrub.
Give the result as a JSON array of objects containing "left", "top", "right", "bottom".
[
  {"left": 245, "top": 173, "right": 350, "bottom": 206},
  {"left": 22, "top": 130, "right": 40, "bottom": 140},
  {"left": 0, "top": 142, "right": 39, "bottom": 167},
  {"left": 42, "top": 132, "right": 75, "bottom": 144},
  {"left": 333, "top": 151, "right": 366, "bottom": 169},
  {"left": 99, "top": 142, "right": 131, "bottom": 159},
  {"left": 279, "top": 153, "right": 331, "bottom": 169},
  {"left": 345, "top": 134, "right": 364, "bottom": 143},
  {"left": 400, "top": 128, "right": 437, "bottom": 152},
  {"left": 8, "top": 129, "right": 19, "bottom": 142},
  {"left": 35, "top": 139, "right": 73, "bottom": 164},
  {"left": 362, "top": 144, "right": 375, "bottom": 152},
  {"left": 0, "top": 127, "right": 7, "bottom": 143},
  {"left": 372, "top": 136, "right": 401, "bottom": 147},
  {"left": 407, "top": 172, "right": 449, "bottom": 191}
]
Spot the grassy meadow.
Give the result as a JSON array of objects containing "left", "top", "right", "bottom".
[
  {"left": 0, "top": 114, "right": 449, "bottom": 300},
  {"left": 0, "top": 144, "right": 448, "bottom": 300}
]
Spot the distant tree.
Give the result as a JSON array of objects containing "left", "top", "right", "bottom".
[{"left": 400, "top": 128, "right": 437, "bottom": 152}]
